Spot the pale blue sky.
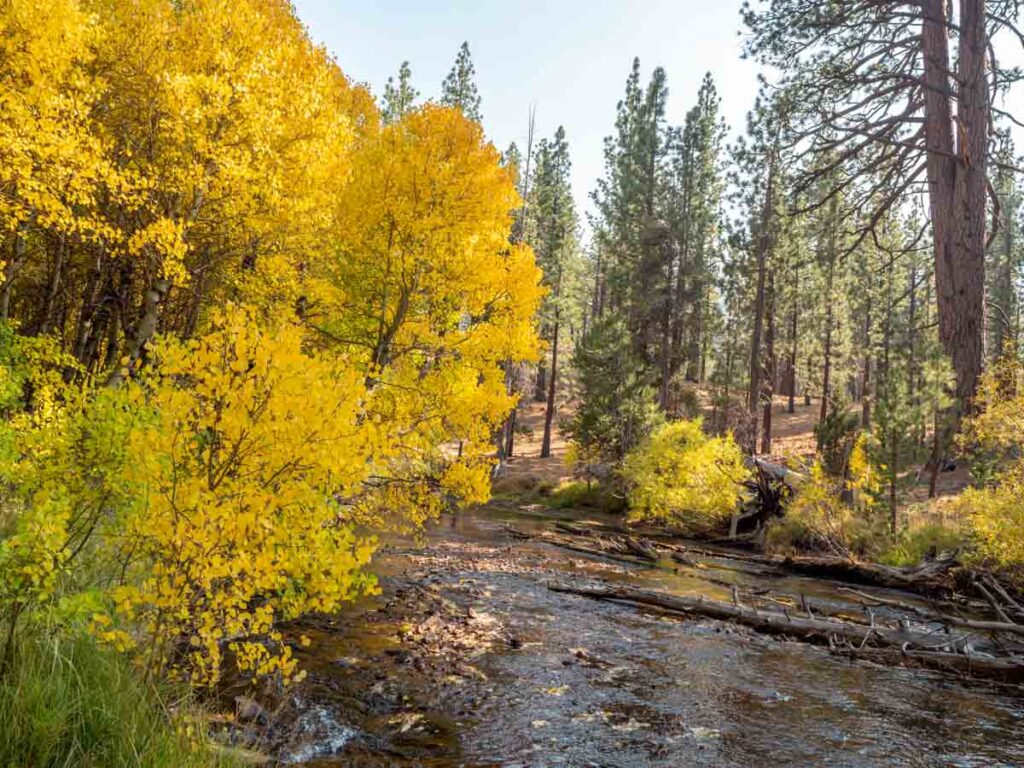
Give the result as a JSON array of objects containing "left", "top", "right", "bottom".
[{"left": 291, "top": 0, "right": 761, "bottom": 222}]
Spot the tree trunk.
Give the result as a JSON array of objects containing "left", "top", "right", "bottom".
[
  {"left": 921, "top": 0, "right": 988, "bottom": 411},
  {"left": 534, "top": 361, "right": 547, "bottom": 403},
  {"left": 819, "top": 199, "right": 837, "bottom": 425},
  {"left": 658, "top": 274, "right": 673, "bottom": 410},
  {"left": 106, "top": 278, "right": 170, "bottom": 387},
  {"left": 37, "top": 235, "right": 66, "bottom": 335},
  {"left": 820, "top": 290, "right": 833, "bottom": 424},
  {"left": 861, "top": 272, "right": 872, "bottom": 428},
  {"left": 541, "top": 317, "right": 560, "bottom": 459},
  {"left": 787, "top": 267, "right": 798, "bottom": 414},
  {"left": 761, "top": 271, "right": 775, "bottom": 455},
  {"left": 748, "top": 158, "right": 775, "bottom": 450},
  {"left": 0, "top": 227, "right": 27, "bottom": 320}
]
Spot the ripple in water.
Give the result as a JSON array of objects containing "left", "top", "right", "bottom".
[{"left": 281, "top": 700, "right": 358, "bottom": 764}]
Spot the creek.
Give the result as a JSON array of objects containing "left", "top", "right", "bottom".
[{"left": 269, "top": 504, "right": 1024, "bottom": 767}]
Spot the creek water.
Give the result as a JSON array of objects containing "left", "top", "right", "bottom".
[{"left": 282, "top": 504, "right": 1024, "bottom": 767}]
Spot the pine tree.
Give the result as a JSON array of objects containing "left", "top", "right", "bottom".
[
  {"left": 666, "top": 73, "right": 726, "bottom": 387},
  {"left": 525, "top": 127, "right": 584, "bottom": 458},
  {"left": 440, "top": 41, "right": 482, "bottom": 122},
  {"left": 569, "top": 315, "right": 661, "bottom": 463},
  {"left": 382, "top": 60, "right": 418, "bottom": 124},
  {"left": 743, "top": 1, "right": 1024, "bottom": 407},
  {"left": 988, "top": 132, "right": 1024, "bottom": 357}
]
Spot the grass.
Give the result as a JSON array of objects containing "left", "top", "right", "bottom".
[
  {"left": 878, "top": 523, "right": 967, "bottom": 567},
  {"left": 0, "top": 625, "right": 233, "bottom": 768},
  {"left": 545, "top": 480, "right": 627, "bottom": 514}
]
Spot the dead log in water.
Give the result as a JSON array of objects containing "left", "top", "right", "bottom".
[
  {"left": 668, "top": 546, "right": 959, "bottom": 592},
  {"left": 825, "top": 645, "right": 1024, "bottom": 683},
  {"left": 521, "top": 524, "right": 960, "bottom": 592},
  {"left": 548, "top": 582, "right": 1024, "bottom": 683},
  {"left": 516, "top": 530, "right": 659, "bottom": 566}
]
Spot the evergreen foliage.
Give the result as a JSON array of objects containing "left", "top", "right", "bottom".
[{"left": 440, "top": 41, "right": 482, "bottom": 122}]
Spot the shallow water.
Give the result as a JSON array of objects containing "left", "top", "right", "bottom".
[{"left": 289, "top": 505, "right": 1024, "bottom": 767}]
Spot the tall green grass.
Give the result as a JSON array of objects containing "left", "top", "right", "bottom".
[{"left": 0, "top": 627, "right": 229, "bottom": 768}]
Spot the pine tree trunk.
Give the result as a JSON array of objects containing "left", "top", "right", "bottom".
[
  {"left": 748, "top": 250, "right": 767, "bottom": 448},
  {"left": 699, "top": 293, "right": 710, "bottom": 383},
  {"left": 658, "top": 273, "right": 673, "bottom": 410},
  {"left": 805, "top": 354, "right": 813, "bottom": 407},
  {"left": 993, "top": 188, "right": 1016, "bottom": 356},
  {"left": 921, "top": 0, "right": 988, "bottom": 410},
  {"left": 787, "top": 267, "right": 798, "bottom": 414},
  {"left": 820, "top": 265, "right": 834, "bottom": 424},
  {"left": 861, "top": 272, "right": 872, "bottom": 428},
  {"left": 748, "top": 157, "right": 775, "bottom": 449},
  {"left": 541, "top": 317, "right": 560, "bottom": 459},
  {"left": 761, "top": 271, "right": 775, "bottom": 455}
]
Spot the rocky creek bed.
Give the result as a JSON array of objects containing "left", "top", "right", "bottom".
[{"left": 213, "top": 504, "right": 1024, "bottom": 767}]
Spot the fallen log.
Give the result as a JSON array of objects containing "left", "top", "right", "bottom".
[
  {"left": 531, "top": 523, "right": 960, "bottom": 593},
  {"left": 670, "top": 547, "right": 959, "bottom": 592},
  {"left": 826, "top": 644, "right": 1024, "bottom": 684},
  {"left": 838, "top": 586, "right": 1024, "bottom": 638},
  {"left": 520, "top": 531, "right": 657, "bottom": 566},
  {"left": 548, "top": 582, "right": 1024, "bottom": 683}
]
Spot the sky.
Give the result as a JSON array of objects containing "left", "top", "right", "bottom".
[{"left": 291, "top": 0, "right": 762, "bottom": 225}]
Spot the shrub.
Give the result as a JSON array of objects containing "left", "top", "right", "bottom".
[
  {"left": 545, "top": 480, "right": 626, "bottom": 513},
  {"left": 813, "top": 408, "right": 860, "bottom": 476},
  {"left": 768, "top": 440, "right": 884, "bottom": 558},
  {"left": 952, "top": 352, "right": 1024, "bottom": 579},
  {"left": 621, "top": 419, "right": 750, "bottom": 533}
]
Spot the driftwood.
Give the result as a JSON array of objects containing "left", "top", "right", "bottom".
[
  {"left": 516, "top": 528, "right": 659, "bottom": 565},
  {"left": 826, "top": 645, "right": 1024, "bottom": 682},
  {"left": 516, "top": 524, "right": 1023, "bottom": 636},
  {"left": 549, "top": 582, "right": 1024, "bottom": 684},
  {"left": 670, "top": 545, "right": 959, "bottom": 592},
  {"left": 837, "top": 586, "right": 1024, "bottom": 638},
  {"left": 514, "top": 528, "right": 660, "bottom": 566},
  {"left": 520, "top": 524, "right": 960, "bottom": 591}
]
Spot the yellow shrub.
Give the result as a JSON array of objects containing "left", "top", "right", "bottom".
[
  {"left": 621, "top": 419, "right": 750, "bottom": 533},
  {"left": 952, "top": 355, "right": 1024, "bottom": 573},
  {"left": 953, "top": 464, "right": 1024, "bottom": 571},
  {"left": 769, "top": 437, "right": 883, "bottom": 558},
  {"left": 104, "top": 310, "right": 384, "bottom": 684}
]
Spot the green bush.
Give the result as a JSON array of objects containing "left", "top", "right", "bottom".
[{"left": 0, "top": 627, "right": 230, "bottom": 768}]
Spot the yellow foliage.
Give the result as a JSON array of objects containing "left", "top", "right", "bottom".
[
  {"left": 952, "top": 353, "right": 1024, "bottom": 574},
  {"left": 110, "top": 309, "right": 382, "bottom": 684},
  {"left": 0, "top": 0, "right": 542, "bottom": 690},
  {"left": 769, "top": 438, "right": 881, "bottom": 558},
  {"left": 621, "top": 419, "right": 750, "bottom": 533},
  {"left": 954, "top": 466, "right": 1024, "bottom": 571}
]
